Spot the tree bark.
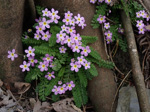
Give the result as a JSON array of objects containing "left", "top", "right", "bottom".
[
  {"left": 0, "top": 0, "right": 24, "bottom": 90},
  {"left": 34, "top": 0, "right": 117, "bottom": 111},
  {"left": 142, "top": 0, "right": 150, "bottom": 13},
  {"left": 121, "top": 10, "right": 150, "bottom": 112}
]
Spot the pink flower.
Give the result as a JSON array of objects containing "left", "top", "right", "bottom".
[
  {"left": 104, "top": 22, "right": 110, "bottom": 29},
  {"left": 41, "top": 31, "right": 51, "bottom": 41},
  {"left": 66, "top": 27, "right": 76, "bottom": 35},
  {"left": 106, "top": 36, "right": 112, "bottom": 44},
  {"left": 64, "top": 11, "right": 73, "bottom": 19},
  {"left": 136, "top": 11, "right": 141, "bottom": 18},
  {"left": 61, "top": 25, "right": 68, "bottom": 32},
  {"left": 72, "top": 44, "right": 82, "bottom": 53},
  {"left": 83, "top": 61, "right": 91, "bottom": 70},
  {"left": 7, "top": 49, "right": 18, "bottom": 61},
  {"left": 35, "top": 25, "right": 45, "bottom": 34},
  {"left": 28, "top": 56, "right": 38, "bottom": 67},
  {"left": 42, "top": 8, "right": 50, "bottom": 17},
  {"left": 77, "top": 56, "right": 85, "bottom": 65},
  {"left": 59, "top": 46, "right": 67, "bottom": 53},
  {"left": 58, "top": 81, "right": 62, "bottom": 85},
  {"left": 52, "top": 85, "right": 59, "bottom": 95},
  {"left": 43, "top": 54, "right": 53, "bottom": 63},
  {"left": 74, "top": 14, "right": 85, "bottom": 24},
  {"left": 58, "top": 84, "right": 67, "bottom": 94},
  {"left": 136, "top": 20, "right": 144, "bottom": 28},
  {"left": 62, "top": 17, "right": 71, "bottom": 25},
  {"left": 104, "top": 30, "right": 112, "bottom": 38},
  {"left": 25, "top": 46, "right": 35, "bottom": 57},
  {"left": 70, "top": 61, "right": 81, "bottom": 72},
  {"left": 39, "top": 17, "right": 51, "bottom": 29},
  {"left": 45, "top": 71, "right": 55, "bottom": 80},
  {"left": 20, "top": 61, "right": 30, "bottom": 72},
  {"left": 138, "top": 27, "right": 145, "bottom": 34},
  {"left": 81, "top": 46, "right": 91, "bottom": 56},
  {"left": 66, "top": 81, "right": 75, "bottom": 91},
  {"left": 38, "top": 61, "right": 48, "bottom": 72},
  {"left": 97, "top": 15, "right": 106, "bottom": 24},
  {"left": 34, "top": 33, "right": 41, "bottom": 40},
  {"left": 140, "top": 10, "right": 146, "bottom": 18}
]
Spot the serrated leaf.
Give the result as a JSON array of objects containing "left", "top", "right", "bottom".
[
  {"left": 58, "top": 67, "right": 65, "bottom": 77},
  {"left": 88, "top": 64, "right": 98, "bottom": 76}
]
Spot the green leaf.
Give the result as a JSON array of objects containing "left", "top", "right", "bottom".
[
  {"left": 52, "top": 60, "right": 62, "bottom": 71},
  {"left": 25, "top": 68, "right": 42, "bottom": 83},
  {"left": 45, "top": 77, "right": 60, "bottom": 97},
  {"left": 49, "top": 24, "right": 62, "bottom": 47},
  {"left": 81, "top": 35, "right": 98, "bottom": 45},
  {"left": 78, "top": 68, "right": 88, "bottom": 87},
  {"left": 58, "top": 67, "right": 66, "bottom": 77},
  {"left": 88, "top": 64, "right": 98, "bottom": 76}
]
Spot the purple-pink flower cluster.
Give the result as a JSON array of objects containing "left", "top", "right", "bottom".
[
  {"left": 34, "top": 8, "right": 61, "bottom": 41},
  {"left": 38, "top": 54, "right": 54, "bottom": 72},
  {"left": 19, "top": 46, "right": 38, "bottom": 72},
  {"left": 136, "top": 10, "right": 150, "bottom": 34},
  {"left": 52, "top": 81, "right": 75, "bottom": 95},
  {"left": 97, "top": 14, "right": 112, "bottom": 44}
]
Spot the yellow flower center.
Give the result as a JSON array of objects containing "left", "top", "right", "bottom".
[
  {"left": 68, "top": 84, "right": 71, "bottom": 87},
  {"left": 84, "top": 49, "right": 87, "bottom": 52},
  {"left": 43, "top": 22, "right": 47, "bottom": 25},
  {"left": 31, "top": 59, "right": 34, "bottom": 63},
  {"left": 60, "top": 87, "right": 64, "bottom": 90},
  {"left": 24, "top": 65, "right": 27, "bottom": 68},
  {"left": 44, "top": 35, "right": 48, "bottom": 38},
  {"left": 48, "top": 74, "right": 52, "bottom": 77},
  {"left": 11, "top": 53, "right": 14, "bottom": 56},
  {"left": 75, "top": 46, "right": 78, "bottom": 49},
  {"left": 74, "top": 65, "right": 77, "bottom": 68},
  {"left": 29, "top": 50, "right": 32, "bottom": 54},
  {"left": 66, "top": 19, "right": 69, "bottom": 22},
  {"left": 75, "top": 37, "right": 78, "bottom": 40},
  {"left": 42, "top": 65, "right": 45, "bottom": 68}
]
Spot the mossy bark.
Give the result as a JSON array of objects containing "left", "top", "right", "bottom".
[
  {"left": 0, "top": 0, "right": 25, "bottom": 90},
  {"left": 34, "top": 0, "right": 117, "bottom": 111}
]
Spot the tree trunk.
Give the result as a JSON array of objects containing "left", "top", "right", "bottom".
[
  {"left": 34, "top": 0, "right": 117, "bottom": 111},
  {"left": 0, "top": 0, "right": 24, "bottom": 90},
  {"left": 121, "top": 10, "right": 150, "bottom": 112},
  {"left": 142, "top": 0, "right": 150, "bottom": 12}
]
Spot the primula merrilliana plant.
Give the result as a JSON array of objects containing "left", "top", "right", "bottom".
[{"left": 7, "top": 6, "right": 114, "bottom": 107}]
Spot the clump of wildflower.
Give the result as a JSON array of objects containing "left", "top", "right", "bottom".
[{"left": 7, "top": 49, "right": 18, "bottom": 61}]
